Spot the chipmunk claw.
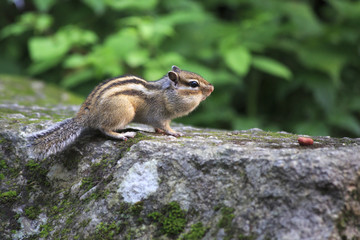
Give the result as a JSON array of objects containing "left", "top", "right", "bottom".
[{"left": 155, "top": 128, "right": 183, "bottom": 137}]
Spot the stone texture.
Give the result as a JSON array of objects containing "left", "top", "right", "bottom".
[{"left": 1, "top": 77, "right": 360, "bottom": 240}]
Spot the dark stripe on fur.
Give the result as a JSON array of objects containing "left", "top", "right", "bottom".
[
  {"left": 95, "top": 78, "right": 157, "bottom": 103},
  {"left": 109, "top": 90, "right": 149, "bottom": 100},
  {"left": 82, "top": 75, "right": 136, "bottom": 109}
]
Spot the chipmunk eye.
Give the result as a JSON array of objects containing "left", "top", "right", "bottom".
[{"left": 189, "top": 81, "right": 199, "bottom": 88}]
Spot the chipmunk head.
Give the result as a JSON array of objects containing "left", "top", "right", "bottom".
[{"left": 168, "top": 65, "right": 214, "bottom": 101}]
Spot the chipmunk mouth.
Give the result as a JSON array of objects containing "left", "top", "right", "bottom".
[
  {"left": 207, "top": 85, "right": 214, "bottom": 96},
  {"left": 202, "top": 87, "right": 214, "bottom": 101}
]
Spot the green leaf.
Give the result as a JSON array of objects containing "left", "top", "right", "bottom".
[
  {"left": 349, "top": 97, "right": 360, "bottom": 112},
  {"left": 144, "top": 67, "right": 166, "bottom": 81},
  {"left": 105, "top": 0, "right": 158, "bottom": 10},
  {"left": 1, "top": 24, "right": 27, "bottom": 38},
  {"left": 329, "top": 0, "right": 360, "bottom": 20},
  {"left": 61, "top": 69, "right": 94, "bottom": 88},
  {"left": 28, "top": 27, "right": 97, "bottom": 62},
  {"left": 63, "top": 54, "right": 88, "bottom": 68},
  {"left": 28, "top": 57, "right": 63, "bottom": 75},
  {"left": 329, "top": 113, "right": 360, "bottom": 135},
  {"left": 224, "top": 46, "right": 251, "bottom": 76},
  {"left": 104, "top": 29, "right": 138, "bottom": 58},
  {"left": 125, "top": 50, "right": 149, "bottom": 68},
  {"left": 0, "top": 13, "right": 53, "bottom": 38},
  {"left": 34, "top": 14, "right": 53, "bottom": 32},
  {"left": 122, "top": 17, "right": 174, "bottom": 44},
  {"left": 282, "top": 2, "right": 323, "bottom": 37},
  {"left": 160, "top": 10, "right": 208, "bottom": 26},
  {"left": 252, "top": 56, "right": 292, "bottom": 80},
  {"left": 87, "top": 46, "right": 124, "bottom": 76},
  {"left": 144, "top": 53, "right": 185, "bottom": 80},
  {"left": 82, "top": 0, "right": 106, "bottom": 15},
  {"left": 28, "top": 36, "right": 70, "bottom": 62},
  {"left": 296, "top": 47, "right": 346, "bottom": 84},
  {"left": 211, "top": 71, "right": 241, "bottom": 85},
  {"left": 33, "top": 0, "right": 56, "bottom": 12},
  {"left": 58, "top": 26, "right": 98, "bottom": 46},
  {"left": 304, "top": 76, "right": 335, "bottom": 114}
]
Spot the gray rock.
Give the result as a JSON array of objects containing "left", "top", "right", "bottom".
[{"left": 1, "top": 102, "right": 360, "bottom": 240}]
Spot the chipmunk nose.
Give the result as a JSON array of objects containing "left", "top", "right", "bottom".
[{"left": 209, "top": 85, "right": 214, "bottom": 93}]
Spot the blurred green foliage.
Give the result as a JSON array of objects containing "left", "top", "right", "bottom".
[{"left": 1, "top": 0, "right": 360, "bottom": 137}]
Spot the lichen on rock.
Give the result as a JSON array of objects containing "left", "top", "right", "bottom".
[{"left": 117, "top": 159, "right": 159, "bottom": 203}]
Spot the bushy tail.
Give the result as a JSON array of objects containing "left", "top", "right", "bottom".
[{"left": 27, "top": 118, "right": 84, "bottom": 158}]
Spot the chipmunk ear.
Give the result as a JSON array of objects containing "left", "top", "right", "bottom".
[
  {"left": 172, "top": 65, "right": 181, "bottom": 73},
  {"left": 168, "top": 71, "right": 179, "bottom": 84}
]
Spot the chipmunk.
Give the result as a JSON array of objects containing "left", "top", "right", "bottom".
[{"left": 28, "top": 66, "right": 214, "bottom": 157}]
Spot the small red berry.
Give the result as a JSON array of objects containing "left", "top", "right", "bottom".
[{"left": 298, "top": 137, "right": 314, "bottom": 146}]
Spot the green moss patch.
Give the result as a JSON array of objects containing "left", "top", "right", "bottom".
[
  {"left": 216, "top": 206, "right": 235, "bottom": 240},
  {"left": 24, "top": 206, "right": 41, "bottom": 220},
  {"left": 181, "top": 222, "right": 207, "bottom": 240},
  {"left": 39, "top": 223, "right": 53, "bottom": 238},
  {"left": 0, "top": 75, "right": 83, "bottom": 106},
  {"left": 91, "top": 202, "right": 145, "bottom": 239},
  {"left": 0, "top": 190, "right": 17, "bottom": 203},
  {"left": 81, "top": 177, "right": 96, "bottom": 192},
  {"left": 25, "top": 160, "right": 50, "bottom": 189},
  {"left": 0, "top": 159, "right": 7, "bottom": 182},
  {"left": 95, "top": 221, "right": 125, "bottom": 240},
  {"left": 0, "top": 159, "right": 7, "bottom": 170},
  {"left": 129, "top": 201, "right": 144, "bottom": 217},
  {"left": 148, "top": 201, "right": 187, "bottom": 237}
]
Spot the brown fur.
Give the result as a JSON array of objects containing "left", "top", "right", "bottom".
[{"left": 28, "top": 66, "right": 214, "bottom": 157}]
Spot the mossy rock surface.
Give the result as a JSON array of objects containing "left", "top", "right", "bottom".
[
  {"left": 1, "top": 76, "right": 360, "bottom": 240},
  {"left": 0, "top": 75, "right": 83, "bottom": 106}
]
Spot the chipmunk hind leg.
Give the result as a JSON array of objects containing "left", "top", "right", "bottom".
[{"left": 96, "top": 98, "right": 137, "bottom": 140}]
